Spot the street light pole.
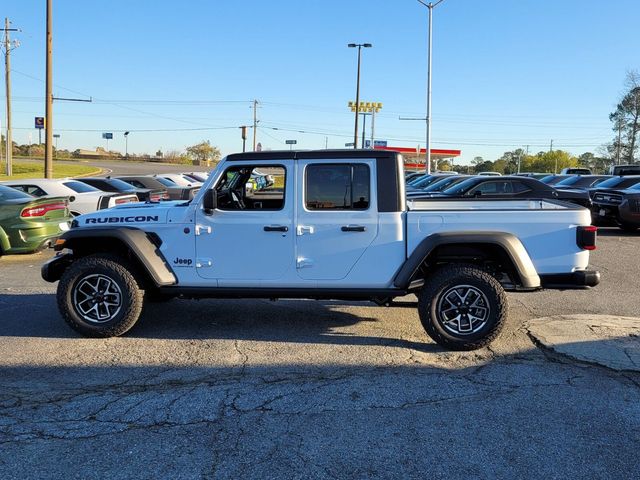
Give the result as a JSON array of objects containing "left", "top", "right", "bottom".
[
  {"left": 348, "top": 43, "right": 371, "bottom": 149},
  {"left": 44, "top": 0, "right": 53, "bottom": 179},
  {"left": 417, "top": 0, "right": 445, "bottom": 174},
  {"left": 124, "top": 131, "right": 130, "bottom": 158}
]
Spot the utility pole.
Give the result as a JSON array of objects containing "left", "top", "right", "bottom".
[
  {"left": 252, "top": 99, "right": 258, "bottom": 151},
  {"left": 44, "top": 0, "right": 53, "bottom": 179},
  {"left": 3, "top": 18, "right": 19, "bottom": 177}
]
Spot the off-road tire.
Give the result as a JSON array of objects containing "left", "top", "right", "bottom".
[
  {"left": 57, "top": 254, "right": 144, "bottom": 337},
  {"left": 418, "top": 264, "right": 508, "bottom": 351}
]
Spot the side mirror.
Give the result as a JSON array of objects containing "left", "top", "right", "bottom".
[{"left": 202, "top": 189, "right": 217, "bottom": 214}]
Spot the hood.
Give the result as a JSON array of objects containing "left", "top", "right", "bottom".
[{"left": 74, "top": 201, "right": 183, "bottom": 228}]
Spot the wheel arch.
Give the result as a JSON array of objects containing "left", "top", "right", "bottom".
[
  {"left": 43, "top": 227, "right": 176, "bottom": 287},
  {"left": 393, "top": 232, "right": 540, "bottom": 290},
  {"left": 0, "top": 226, "right": 10, "bottom": 254}
]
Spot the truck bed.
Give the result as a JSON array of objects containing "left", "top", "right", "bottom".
[{"left": 406, "top": 198, "right": 592, "bottom": 275}]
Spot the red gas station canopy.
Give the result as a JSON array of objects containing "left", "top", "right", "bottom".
[{"left": 373, "top": 145, "right": 461, "bottom": 157}]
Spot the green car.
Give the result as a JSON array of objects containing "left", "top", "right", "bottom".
[{"left": 0, "top": 185, "right": 72, "bottom": 255}]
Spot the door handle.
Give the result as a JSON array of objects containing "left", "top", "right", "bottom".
[
  {"left": 296, "top": 225, "right": 315, "bottom": 236},
  {"left": 341, "top": 225, "right": 366, "bottom": 232},
  {"left": 264, "top": 225, "right": 289, "bottom": 232}
]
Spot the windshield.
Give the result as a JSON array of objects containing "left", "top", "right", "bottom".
[
  {"left": 554, "top": 176, "right": 582, "bottom": 186},
  {"left": 0, "top": 185, "right": 33, "bottom": 201},
  {"left": 155, "top": 177, "right": 177, "bottom": 187},
  {"left": 594, "top": 177, "right": 626, "bottom": 188},
  {"left": 423, "top": 176, "right": 462, "bottom": 192},
  {"left": 408, "top": 175, "right": 427, "bottom": 186},
  {"left": 441, "top": 178, "right": 481, "bottom": 195},
  {"left": 63, "top": 181, "right": 99, "bottom": 193},
  {"left": 540, "top": 175, "right": 558, "bottom": 184},
  {"left": 107, "top": 178, "right": 138, "bottom": 190},
  {"left": 411, "top": 175, "right": 446, "bottom": 189}
]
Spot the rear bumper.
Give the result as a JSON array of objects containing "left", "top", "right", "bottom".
[{"left": 539, "top": 270, "right": 600, "bottom": 289}]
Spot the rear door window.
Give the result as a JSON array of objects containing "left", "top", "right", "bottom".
[{"left": 305, "top": 164, "right": 370, "bottom": 210}]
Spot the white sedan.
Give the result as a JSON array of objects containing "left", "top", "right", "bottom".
[{"left": 1, "top": 179, "right": 139, "bottom": 216}]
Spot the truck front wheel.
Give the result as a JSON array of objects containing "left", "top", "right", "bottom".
[
  {"left": 57, "top": 254, "right": 144, "bottom": 337},
  {"left": 418, "top": 264, "right": 508, "bottom": 351}
]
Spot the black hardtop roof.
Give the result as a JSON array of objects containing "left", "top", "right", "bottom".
[{"left": 225, "top": 149, "right": 400, "bottom": 162}]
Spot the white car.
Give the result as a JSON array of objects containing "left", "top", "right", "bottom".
[
  {"left": 477, "top": 172, "right": 502, "bottom": 176},
  {"left": 154, "top": 174, "right": 202, "bottom": 188},
  {"left": 182, "top": 172, "right": 210, "bottom": 183},
  {"left": 1, "top": 179, "right": 139, "bottom": 216}
]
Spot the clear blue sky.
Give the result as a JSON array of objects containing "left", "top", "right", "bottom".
[{"left": 2, "top": 0, "right": 639, "bottom": 163}]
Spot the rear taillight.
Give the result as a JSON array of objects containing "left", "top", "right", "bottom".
[
  {"left": 577, "top": 225, "right": 597, "bottom": 250},
  {"left": 150, "top": 194, "right": 161, "bottom": 202},
  {"left": 115, "top": 197, "right": 137, "bottom": 205},
  {"left": 21, "top": 203, "right": 67, "bottom": 217}
]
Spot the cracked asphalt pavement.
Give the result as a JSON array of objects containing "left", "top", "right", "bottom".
[{"left": 1, "top": 229, "right": 639, "bottom": 479}]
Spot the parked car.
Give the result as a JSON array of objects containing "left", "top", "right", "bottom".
[
  {"left": 586, "top": 176, "right": 640, "bottom": 198},
  {"left": 117, "top": 176, "right": 200, "bottom": 201},
  {"left": 0, "top": 184, "right": 71, "bottom": 255},
  {"left": 1, "top": 179, "right": 138, "bottom": 216},
  {"left": 154, "top": 173, "right": 201, "bottom": 188},
  {"left": 553, "top": 175, "right": 612, "bottom": 190},
  {"left": 406, "top": 175, "right": 470, "bottom": 197},
  {"left": 77, "top": 177, "right": 169, "bottom": 202},
  {"left": 609, "top": 165, "right": 640, "bottom": 175},
  {"left": 561, "top": 167, "right": 592, "bottom": 175},
  {"left": 416, "top": 176, "right": 591, "bottom": 207},
  {"left": 591, "top": 182, "right": 640, "bottom": 231}
]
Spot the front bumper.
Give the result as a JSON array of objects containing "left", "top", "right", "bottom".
[
  {"left": 41, "top": 252, "right": 74, "bottom": 283},
  {"left": 539, "top": 270, "right": 601, "bottom": 290}
]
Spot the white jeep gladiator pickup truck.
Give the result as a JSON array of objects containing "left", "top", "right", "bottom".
[{"left": 42, "top": 150, "right": 600, "bottom": 350}]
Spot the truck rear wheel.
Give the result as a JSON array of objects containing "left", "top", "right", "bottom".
[
  {"left": 57, "top": 254, "right": 144, "bottom": 337},
  {"left": 418, "top": 264, "right": 508, "bottom": 351}
]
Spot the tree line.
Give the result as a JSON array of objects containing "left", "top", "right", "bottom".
[{"left": 0, "top": 138, "right": 221, "bottom": 166}]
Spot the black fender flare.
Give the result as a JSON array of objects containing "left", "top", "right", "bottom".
[
  {"left": 42, "top": 227, "right": 177, "bottom": 286},
  {"left": 393, "top": 231, "right": 540, "bottom": 289}
]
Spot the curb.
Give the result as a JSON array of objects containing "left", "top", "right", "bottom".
[{"left": 527, "top": 315, "right": 640, "bottom": 372}]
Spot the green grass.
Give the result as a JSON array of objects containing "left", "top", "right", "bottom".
[{"left": 0, "top": 162, "right": 100, "bottom": 180}]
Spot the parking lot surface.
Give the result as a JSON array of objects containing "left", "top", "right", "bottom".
[{"left": 1, "top": 230, "right": 639, "bottom": 479}]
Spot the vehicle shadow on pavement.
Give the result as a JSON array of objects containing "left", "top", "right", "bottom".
[{"left": 0, "top": 293, "right": 439, "bottom": 352}]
